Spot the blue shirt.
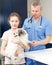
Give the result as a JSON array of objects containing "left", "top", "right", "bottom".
[
  {"left": 23, "top": 16, "right": 52, "bottom": 51},
  {"left": 22, "top": 16, "right": 52, "bottom": 65}
]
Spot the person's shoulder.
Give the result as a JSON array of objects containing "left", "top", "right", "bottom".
[
  {"left": 25, "top": 17, "right": 31, "bottom": 20},
  {"left": 1, "top": 29, "right": 11, "bottom": 38},
  {"left": 42, "top": 16, "right": 50, "bottom": 22},
  {"left": 24, "top": 17, "right": 31, "bottom": 24},
  {"left": 24, "top": 17, "right": 31, "bottom": 22},
  {"left": 3, "top": 29, "right": 11, "bottom": 34},
  {"left": 42, "top": 16, "right": 51, "bottom": 24}
]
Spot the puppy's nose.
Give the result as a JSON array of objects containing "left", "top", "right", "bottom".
[{"left": 13, "top": 33, "right": 18, "bottom": 37}]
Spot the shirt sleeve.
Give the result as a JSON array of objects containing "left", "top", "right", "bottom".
[
  {"left": 45, "top": 22, "right": 52, "bottom": 36},
  {"left": 22, "top": 20, "right": 26, "bottom": 30},
  {"left": 22, "top": 18, "right": 28, "bottom": 30},
  {"left": 1, "top": 31, "right": 8, "bottom": 41}
]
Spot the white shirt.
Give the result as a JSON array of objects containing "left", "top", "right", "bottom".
[{"left": 1, "top": 29, "right": 25, "bottom": 64}]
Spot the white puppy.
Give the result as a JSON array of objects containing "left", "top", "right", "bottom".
[{"left": 12, "top": 28, "right": 30, "bottom": 48}]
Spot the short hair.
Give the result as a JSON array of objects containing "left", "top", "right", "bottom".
[{"left": 31, "top": 0, "right": 41, "bottom": 7}]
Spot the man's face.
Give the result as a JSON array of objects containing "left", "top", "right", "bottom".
[{"left": 31, "top": 5, "right": 42, "bottom": 19}]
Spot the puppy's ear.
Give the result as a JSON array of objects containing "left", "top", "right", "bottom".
[
  {"left": 18, "top": 30, "right": 21, "bottom": 36},
  {"left": 21, "top": 29, "right": 26, "bottom": 35},
  {"left": 18, "top": 29, "right": 26, "bottom": 36}
]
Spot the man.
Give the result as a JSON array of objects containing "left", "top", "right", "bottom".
[{"left": 22, "top": 0, "right": 52, "bottom": 65}]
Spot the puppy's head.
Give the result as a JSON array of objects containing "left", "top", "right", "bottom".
[
  {"left": 13, "top": 28, "right": 27, "bottom": 37},
  {"left": 13, "top": 30, "right": 18, "bottom": 37}
]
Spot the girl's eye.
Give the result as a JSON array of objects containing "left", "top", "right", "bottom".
[
  {"left": 15, "top": 20, "right": 18, "bottom": 22},
  {"left": 11, "top": 20, "right": 14, "bottom": 22},
  {"left": 11, "top": 20, "right": 19, "bottom": 22}
]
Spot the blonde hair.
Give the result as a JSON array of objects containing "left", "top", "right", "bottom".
[{"left": 31, "top": 0, "right": 41, "bottom": 7}]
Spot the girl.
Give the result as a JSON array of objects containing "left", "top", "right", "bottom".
[{"left": 1, "top": 12, "right": 30, "bottom": 65}]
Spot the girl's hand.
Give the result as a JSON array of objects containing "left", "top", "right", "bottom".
[
  {"left": 18, "top": 52, "right": 25, "bottom": 59},
  {"left": 14, "top": 50, "right": 18, "bottom": 57},
  {"left": 6, "top": 54, "right": 11, "bottom": 59}
]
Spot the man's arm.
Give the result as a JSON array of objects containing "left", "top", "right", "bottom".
[{"left": 30, "top": 36, "right": 50, "bottom": 46}]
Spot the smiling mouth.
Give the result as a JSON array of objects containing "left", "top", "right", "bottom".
[{"left": 13, "top": 24, "right": 16, "bottom": 26}]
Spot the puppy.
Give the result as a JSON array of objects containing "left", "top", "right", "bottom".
[{"left": 13, "top": 28, "right": 30, "bottom": 48}]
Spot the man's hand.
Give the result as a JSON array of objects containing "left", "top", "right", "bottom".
[{"left": 30, "top": 41, "right": 39, "bottom": 46}]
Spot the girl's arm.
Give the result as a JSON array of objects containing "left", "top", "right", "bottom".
[
  {"left": 17, "top": 40, "right": 30, "bottom": 50},
  {"left": 1, "top": 39, "right": 9, "bottom": 58},
  {"left": 12, "top": 37, "right": 30, "bottom": 50}
]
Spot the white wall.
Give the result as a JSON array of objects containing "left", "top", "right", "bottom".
[{"left": 27, "top": 0, "right": 52, "bottom": 23}]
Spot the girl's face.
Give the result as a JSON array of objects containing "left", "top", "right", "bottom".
[{"left": 9, "top": 16, "right": 20, "bottom": 30}]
